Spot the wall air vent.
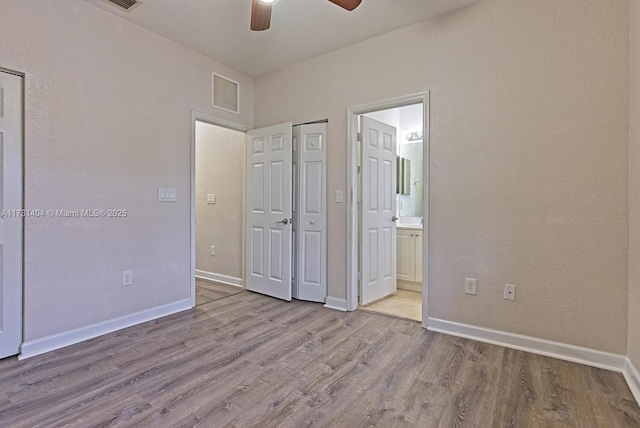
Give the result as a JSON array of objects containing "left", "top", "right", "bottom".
[
  {"left": 212, "top": 73, "right": 240, "bottom": 114},
  {"left": 103, "top": 0, "right": 143, "bottom": 12}
]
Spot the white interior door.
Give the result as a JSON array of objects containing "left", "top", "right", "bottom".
[
  {"left": 0, "top": 71, "right": 23, "bottom": 359},
  {"left": 246, "top": 122, "right": 293, "bottom": 301},
  {"left": 292, "top": 123, "right": 327, "bottom": 302},
  {"left": 360, "top": 116, "right": 397, "bottom": 305}
]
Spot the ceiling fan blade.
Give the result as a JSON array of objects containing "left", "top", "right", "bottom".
[
  {"left": 251, "top": 0, "right": 272, "bottom": 31},
  {"left": 327, "top": 0, "right": 362, "bottom": 11}
]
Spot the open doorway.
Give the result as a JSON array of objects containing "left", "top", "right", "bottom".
[
  {"left": 191, "top": 114, "right": 250, "bottom": 306},
  {"left": 346, "top": 92, "right": 430, "bottom": 327},
  {"left": 357, "top": 104, "right": 424, "bottom": 321}
]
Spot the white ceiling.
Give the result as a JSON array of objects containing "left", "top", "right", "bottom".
[{"left": 84, "top": 0, "right": 478, "bottom": 77}]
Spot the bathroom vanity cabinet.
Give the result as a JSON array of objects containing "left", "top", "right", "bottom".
[{"left": 396, "top": 228, "right": 423, "bottom": 291}]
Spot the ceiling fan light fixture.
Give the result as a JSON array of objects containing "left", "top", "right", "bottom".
[
  {"left": 251, "top": 0, "right": 272, "bottom": 31},
  {"left": 251, "top": 0, "right": 360, "bottom": 32}
]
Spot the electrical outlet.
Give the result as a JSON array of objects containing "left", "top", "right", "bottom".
[
  {"left": 211, "top": 246, "right": 216, "bottom": 256},
  {"left": 122, "top": 270, "right": 133, "bottom": 287},
  {"left": 465, "top": 278, "right": 477, "bottom": 295},
  {"left": 504, "top": 284, "right": 516, "bottom": 301}
]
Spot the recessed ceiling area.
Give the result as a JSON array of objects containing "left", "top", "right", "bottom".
[{"left": 84, "top": 0, "right": 479, "bottom": 77}]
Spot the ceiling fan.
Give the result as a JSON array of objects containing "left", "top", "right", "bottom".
[{"left": 251, "top": 0, "right": 362, "bottom": 31}]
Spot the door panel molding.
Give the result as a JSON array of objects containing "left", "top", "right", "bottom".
[
  {"left": 245, "top": 122, "right": 293, "bottom": 301},
  {"left": 293, "top": 123, "right": 327, "bottom": 303},
  {"left": 360, "top": 116, "right": 397, "bottom": 305}
]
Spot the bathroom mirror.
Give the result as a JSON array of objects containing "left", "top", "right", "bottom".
[{"left": 397, "top": 142, "right": 423, "bottom": 217}]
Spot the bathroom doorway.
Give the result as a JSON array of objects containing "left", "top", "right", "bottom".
[{"left": 346, "top": 92, "right": 429, "bottom": 326}]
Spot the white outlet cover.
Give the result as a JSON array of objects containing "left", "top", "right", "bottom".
[
  {"left": 465, "top": 278, "right": 477, "bottom": 295},
  {"left": 504, "top": 284, "right": 516, "bottom": 301},
  {"left": 122, "top": 270, "right": 133, "bottom": 286}
]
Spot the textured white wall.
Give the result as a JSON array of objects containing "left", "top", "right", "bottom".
[
  {"left": 195, "top": 122, "right": 244, "bottom": 280},
  {"left": 629, "top": 0, "right": 640, "bottom": 368},
  {"left": 0, "top": 0, "right": 254, "bottom": 341},
  {"left": 255, "top": 0, "right": 630, "bottom": 353}
]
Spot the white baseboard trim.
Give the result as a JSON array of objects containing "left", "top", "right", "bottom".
[
  {"left": 324, "top": 297, "right": 347, "bottom": 312},
  {"left": 195, "top": 270, "right": 244, "bottom": 288},
  {"left": 19, "top": 299, "right": 193, "bottom": 360},
  {"left": 624, "top": 358, "right": 640, "bottom": 406},
  {"left": 397, "top": 280, "right": 422, "bottom": 292},
  {"left": 427, "top": 317, "right": 627, "bottom": 373}
]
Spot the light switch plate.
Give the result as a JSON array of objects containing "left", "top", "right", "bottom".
[{"left": 158, "top": 188, "right": 176, "bottom": 202}]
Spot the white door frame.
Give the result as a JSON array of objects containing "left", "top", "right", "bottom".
[
  {"left": 0, "top": 67, "right": 24, "bottom": 357},
  {"left": 346, "top": 92, "right": 430, "bottom": 328},
  {"left": 190, "top": 111, "right": 251, "bottom": 307}
]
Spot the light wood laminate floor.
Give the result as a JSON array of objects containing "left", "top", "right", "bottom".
[{"left": 0, "top": 291, "right": 638, "bottom": 427}]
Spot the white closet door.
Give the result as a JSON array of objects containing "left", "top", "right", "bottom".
[
  {"left": 246, "top": 123, "right": 293, "bottom": 301},
  {"left": 0, "top": 71, "right": 23, "bottom": 359},
  {"left": 293, "top": 123, "right": 327, "bottom": 302},
  {"left": 360, "top": 116, "right": 397, "bottom": 306}
]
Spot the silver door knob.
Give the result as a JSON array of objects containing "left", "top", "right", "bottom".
[
  {"left": 277, "top": 218, "right": 289, "bottom": 225},
  {"left": 391, "top": 216, "right": 398, "bottom": 222}
]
